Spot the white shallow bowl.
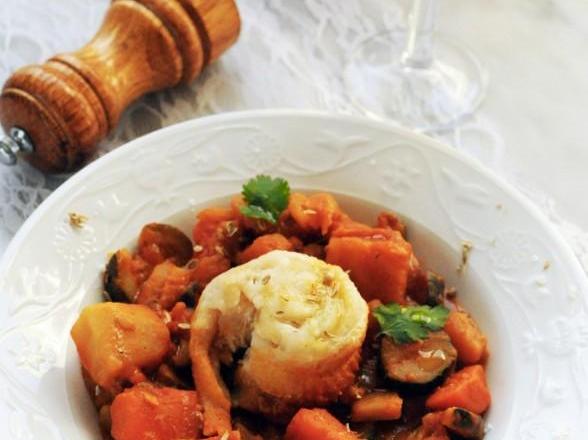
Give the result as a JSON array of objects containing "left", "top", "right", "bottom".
[{"left": 0, "top": 110, "right": 586, "bottom": 439}]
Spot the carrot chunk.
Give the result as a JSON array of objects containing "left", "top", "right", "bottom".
[
  {"left": 444, "top": 310, "right": 488, "bottom": 365},
  {"left": 350, "top": 392, "right": 403, "bottom": 422},
  {"left": 285, "top": 408, "right": 359, "bottom": 440},
  {"left": 426, "top": 365, "right": 491, "bottom": 414},
  {"left": 192, "top": 207, "right": 236, "bottom": 256},
  {"left": 110, "top": 383, "right": 201, "bottom": 440},
  {"left": 326, "top": 227, "right": 412, "bottom": 304},
  {"left": 420, "top": 411, "right": 451, "bottom": 439},
  {"left": 237, "top": 233, "right": 293, "bottom": 264},
  {"left": 135, "top": 260, "right": 192, "bottom": 310},
  {"left": 190, "top": 254, "right": 231, "bottom": 287},
  {"left": 288, "top": 192, "right": 343, "bottom": 235},
  {"left": 199, "top": 431, "right": 242, "bottom": 440},
  {"left": 330, "top": 213, "right": 371, "bottom": 233},
  {"left": 376, "top": 211, "right": 406, "bottom": 237}
]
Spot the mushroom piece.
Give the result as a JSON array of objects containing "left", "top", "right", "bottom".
[
  {"left": 439, "top": 407, "right": 485, "bottom": 438},
  {"left": 138, "top": 223, "right": 193, "bottom": 266},
  {"left": 381, "top": 331, "right": 457, "bottom": 385},
  {"left": 103, "top": 249, "right": 151, "bottom": 303},
  {"left": 407, "top": 270, "right": 446, "bottom": 306}
]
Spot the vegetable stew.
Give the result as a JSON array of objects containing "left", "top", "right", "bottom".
[{"left": 71, "top": 175, "right": 491, "bottom": 440}]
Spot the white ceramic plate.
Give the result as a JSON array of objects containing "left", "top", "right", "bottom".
[{"left": 0, "top": 110, "right": 586, "bottom": 439}]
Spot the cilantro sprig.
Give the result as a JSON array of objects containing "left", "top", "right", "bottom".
[
  {"left": 240, "top": 175, "right": 290, "bottom": 224},
  {"left": 373, "top": 303, "right": 449, "bottom": 345}
]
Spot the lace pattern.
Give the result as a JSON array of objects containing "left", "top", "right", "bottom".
[{"left": 0, "top": 0, "right": 586, "bottom": 273}]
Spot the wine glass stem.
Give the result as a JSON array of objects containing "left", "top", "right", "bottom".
[{"left": 401, "top": 0, "right": 438, "bottom": 69}]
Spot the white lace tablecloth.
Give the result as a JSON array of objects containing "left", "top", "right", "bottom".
[{"left": 1, "top": 0, "right": 587, "bottom": 271}]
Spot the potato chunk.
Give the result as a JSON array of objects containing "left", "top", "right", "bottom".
[
  {"left": 110, "top": 383, "right": 201, "bottom": 440},
  {"left": 350, "top": 392, "right": 403, "bottom": 422},
  {"left": 326, "top": 227, "right": 413, "bottom": 304},
  {"left": 71, "top": 302, "right": 170, "bottom": 389}
]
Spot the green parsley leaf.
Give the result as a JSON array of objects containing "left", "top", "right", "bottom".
[
  {"left": 373, "top": 303, "right": 450, "bottom": 345},
  {"left": 240, "top": 204, "right": 278, "bottom": 224},
  {"left": 240, "top": 175, "right": 290, "bottom": 224}
]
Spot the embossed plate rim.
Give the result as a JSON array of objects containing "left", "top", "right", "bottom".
[
  {"left": 0, "top": 109, "right": 586, "bottom": 440},
  {"left": 0, "top": 110, "right": 579, "bottom": 271}
]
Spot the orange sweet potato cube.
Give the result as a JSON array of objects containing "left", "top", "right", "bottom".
[
  {"left": 285, "top": 408, "right": 359, "bottom": 440},
  {"left": 110, "top": 383, "right": 201, "bottom": 440},
  {"left": 237, "top": 233, "right": 294, "bottom": 264},
  {"left": 199, "top": 432, "right": 241, "bottom": 440},
  {"left": 444, "top": 310, "right": 488, "bottom": 365},
  {"left": 136, "top": 260, "right": 193, "bottom": 310},
  {"left": 288, "top": 192, "right": 343, "bottom": 235},
  {"left": 326, "top": 228, "right": 413, "bottom": 304},
  {"left": 71, "top": 302, "right": 170, "bottom": 389},
  {"left": 426, "top": 365, "right": 491, "bottom": 414},
  {"left": 192, "top": 207, "right": 235, "bottom": 255},
  {"left": 190, "top": 254, "right": 231, "bottom": 287}
]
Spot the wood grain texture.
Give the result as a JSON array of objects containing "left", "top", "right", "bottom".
[
  {"left": 136, "top": 0, "right": 205, "bottom": 82},
  {"left": 0, "top": 0, "right": 240, "bottom": 172},
  {"left": 193, "top": 0, "right": 241, "bottom": 63}
]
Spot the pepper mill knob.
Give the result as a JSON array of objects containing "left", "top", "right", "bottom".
[
  {"left": 0, "top": 128, "right": 34, "bottom": 166},
  {"left": 0, "top": 0, "right": 240, "bottom": 173}
]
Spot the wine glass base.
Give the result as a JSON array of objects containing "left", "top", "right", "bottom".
[{"left": 344, "top": 30, "right": 488, "bottom": 131}]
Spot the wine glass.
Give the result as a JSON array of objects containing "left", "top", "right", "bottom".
[{"left": 344, "top": 0, "right": 487, "bottom": 131}]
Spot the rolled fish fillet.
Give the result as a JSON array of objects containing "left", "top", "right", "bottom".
[{"left": 190, "top": 250, "right": 369, "bottom": 436}]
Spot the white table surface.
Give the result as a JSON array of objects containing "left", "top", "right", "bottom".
[{"left": 0, "top": 0, "right": 587, "bottom": 270}]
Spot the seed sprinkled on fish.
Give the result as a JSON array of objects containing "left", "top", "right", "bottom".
[
  {"left": 320, "top": 330, "right": 336, "bottom": 339},
  {"left": 224, "top": 221, "right": 238, "bottom": 237}
]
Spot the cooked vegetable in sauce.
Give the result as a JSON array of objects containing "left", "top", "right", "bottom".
[
  {"left": 380, "top": 331, "right": 457, "bottom": 385},
  {"left": 71, "top": 175, "right": 491, "bottom": 440}
]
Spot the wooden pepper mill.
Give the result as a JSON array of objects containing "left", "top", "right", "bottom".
[{"left": 0, "top": 0, "right": 240, "bottom": 173}]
